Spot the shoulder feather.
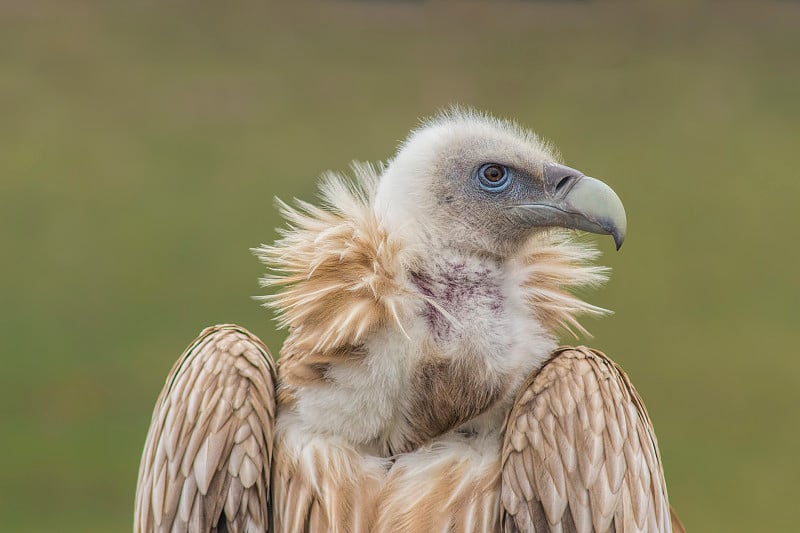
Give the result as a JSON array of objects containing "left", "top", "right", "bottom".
[
  {"left": 501, "top": 346, "right": 672, "bottom": 532},
  {"left": 134, "top": 324, "right": 277, "bottom": 533}
]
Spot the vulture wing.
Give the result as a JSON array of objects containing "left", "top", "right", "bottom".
[
  {"left": 134, "top": 324, "right": 277, "bottom": 533},
  {"left": 501, "top": 346, "right": 679, "bottom": 533}
]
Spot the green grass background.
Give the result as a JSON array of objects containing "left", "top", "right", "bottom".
[{"left": 2, "top": 1, "right": 798, "bottom": 531}]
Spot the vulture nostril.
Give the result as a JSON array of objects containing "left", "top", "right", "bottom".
[{"left": 554, "top": 176, "right": 574, "bottom": 195}]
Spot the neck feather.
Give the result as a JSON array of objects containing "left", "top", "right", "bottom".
[{"left": 255, "top": 165, "right": 610, "bottom": 356}]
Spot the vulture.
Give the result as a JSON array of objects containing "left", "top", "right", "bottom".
[{"left": 135, "top": 110, "right": 684, "bottom": 532}]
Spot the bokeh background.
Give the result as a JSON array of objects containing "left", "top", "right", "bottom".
[{"left": 2, "top": 1, "right": 798, "bottom": 531}]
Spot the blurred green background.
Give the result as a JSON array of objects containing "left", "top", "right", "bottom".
[{"left": 2, "top": 1, "right": 798, "bottom": 531}]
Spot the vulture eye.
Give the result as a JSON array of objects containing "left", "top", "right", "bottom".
[{"left": 477, "top": 163, "right": 510, "bottom": 191}]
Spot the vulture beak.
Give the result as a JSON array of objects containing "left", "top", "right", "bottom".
[{"left": 510, "top": 163, "right": 628, "bottom": 250}]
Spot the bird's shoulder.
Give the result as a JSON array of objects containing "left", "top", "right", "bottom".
[
  {"left": 501, "top": 346, "right": 672, "bottom": 532},
  {"left": 134, "top": 324, "right": 277, "bottom": 532}
]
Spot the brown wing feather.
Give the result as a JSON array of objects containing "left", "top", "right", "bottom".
[
  {"left": 134, "top": 324, "right": 277, "bottom": 533},
  {"left": 501, "top": 346, "right": 673, "bottom": 533}
]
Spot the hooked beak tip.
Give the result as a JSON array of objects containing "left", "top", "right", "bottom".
[{"left": 614, "top": 233, "right": 624, "bottom": 251}]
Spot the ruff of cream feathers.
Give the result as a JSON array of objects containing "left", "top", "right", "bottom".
[
  {"left": 255, "top": 163, "right": 610, "bottom": 354},
  {"left": 254, "top": 163, "right": 418, "bottom": 356}
]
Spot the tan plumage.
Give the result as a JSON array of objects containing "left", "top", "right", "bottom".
[
  {"left": 135, "top": 110, "right": 681, "bottom": 532},
  {"left": 271, "top": 428, "right": 386, "bottom": 532},
  {"left": 374, "top": 435, "right": 502, "bottom": 531},
  {"left": 255, "top": 165, "right": 418, "bottom": 398},
  {"left": 134, "top": 325, "right": 276, "bottom": 532},
  {"left": 501, "top": 347, "right": 669, "bottom": 532}
]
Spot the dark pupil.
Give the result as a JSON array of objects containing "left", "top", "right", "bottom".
[{"left": 485, "top": 165, "right": 502, "bottom": 181}]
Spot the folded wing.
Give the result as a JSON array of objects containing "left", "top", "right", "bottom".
[
  {"left": 501, "top": 347, "right": 675, "bottom": 533},
  {"left": 134, "top": 324, "right": 277, "bottom": 532}
]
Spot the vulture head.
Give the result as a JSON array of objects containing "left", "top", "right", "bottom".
[{"left": 375, "top": 111, "right": 627, "bottom": 260}]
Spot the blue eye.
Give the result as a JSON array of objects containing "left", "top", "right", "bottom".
[{"left": 477, "top": 163, "right": 510, "bottom": 192}]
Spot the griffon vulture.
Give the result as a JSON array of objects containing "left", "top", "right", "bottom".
[{"left": 135, "top": 110, "right": 683, "bottom": 532}]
